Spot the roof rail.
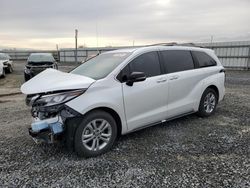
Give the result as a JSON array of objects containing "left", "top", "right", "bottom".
[
  {"left": 147, "top": 42, "right": 205, "bottom": 48},
  {"left": 176, "top": 43, "right": 205, "bottom": 48},
  {"left": 146, "top": 42, "right": 178, "bottom": 47}
]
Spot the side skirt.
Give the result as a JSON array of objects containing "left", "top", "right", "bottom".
[{"left": 125, "top": 111, "right": 195, "bottom": 134}]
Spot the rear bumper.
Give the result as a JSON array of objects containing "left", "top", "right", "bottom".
[{"left": 219, "top": 85, "right": 225, "bottom": 102}]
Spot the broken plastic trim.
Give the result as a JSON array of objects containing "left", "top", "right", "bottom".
[{"left": 29, "top": 105, "right": 82, "bottom": 143}]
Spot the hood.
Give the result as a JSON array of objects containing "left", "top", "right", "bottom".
[{"left": 21, "top": 68, "right": 95, "bottom": 94}]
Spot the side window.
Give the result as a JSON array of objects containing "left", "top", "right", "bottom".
[
  {"left": 129, "top": 51, "right": 161, "bottom": 77},
  {"left": 161, "top": 50, "right": 194, "bottom": 73},
  {"left": 192, "top": 51, "right": 217, "bottom": 68}
]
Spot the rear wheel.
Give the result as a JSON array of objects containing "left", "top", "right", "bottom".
[
  {"left": 74, "top": 110, "right": 117, "bottom": 157},
  {"left": 197, "top": 88, "right": 218, "bottom": 117}
]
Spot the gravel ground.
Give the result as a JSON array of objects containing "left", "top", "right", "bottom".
[{"left": 0, "top": 62, "right": 250, "bottom": 187}]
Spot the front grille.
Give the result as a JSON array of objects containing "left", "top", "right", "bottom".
[{"left": 31, "top": 66, "right": 53, "bottom": 75}]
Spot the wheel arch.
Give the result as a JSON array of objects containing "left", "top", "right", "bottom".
[
  {"left": 206, "top": 85, "right": 219, "bottom": 99},
  {"left": 85, "top": 107, "right": 122, "bottom": 137},
  {"left": 195, "top": 84, "right": 220, "bottom": 112},
  {"left": 196, "top": 84, "right": 219, "bottom": 117},
  {"left": 64, "top": 106, "right": 123, "bottom": 152}
]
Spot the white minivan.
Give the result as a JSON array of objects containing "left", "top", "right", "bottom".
[{"left": 21, "top": 46, "right": 225, "bottom": 157}]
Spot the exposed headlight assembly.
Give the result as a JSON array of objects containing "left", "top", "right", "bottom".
[
  {"left": 34, "top": 89, "right": 86, "bottom": 107},
  {"left": 24, "top": 67, "right": 31, "bottom": 74}
]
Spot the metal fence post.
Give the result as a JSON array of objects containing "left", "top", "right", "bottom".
[
  {"left": 86, "top": 50, "right": 88, "bottom": 62},
  {"left": 75, "top": 29, "right": 78, "bottom": 63},
  {"left": 247, "top": 46, "right": 250, "bottom": 70},
  {"left": 64, "top": 51, "right": 66, "bottom": 63}
]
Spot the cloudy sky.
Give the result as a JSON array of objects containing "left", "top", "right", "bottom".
[{"left": 0, "top": 0, "right": 250, "bottom": 49}]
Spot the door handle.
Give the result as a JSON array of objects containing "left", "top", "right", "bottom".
[
  {"left": 219, "top": 69, "right": 225, "bottom": 73},
  {"left": 156, "top": 78, "right": 167, "bottom": 83},
  {"left": 169, "top": 75, "right": 179, "bottom": 80}
]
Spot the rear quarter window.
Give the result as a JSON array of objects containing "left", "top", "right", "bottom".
[{"left": 192, "top": 51, "right": 217, "bottom": 68}]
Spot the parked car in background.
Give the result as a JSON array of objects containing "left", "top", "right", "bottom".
[
  {"left": 0, "top": 60, "right": 4, "bottom": 78},
  {"left": 24, "top": 53, "right": 58, "bottom": 81},
  {"left": 21, "top": 45, "right": 225, "bottom": 157},
  {"left": 0, "top": 53, "right": 13, "bottom": 78}
]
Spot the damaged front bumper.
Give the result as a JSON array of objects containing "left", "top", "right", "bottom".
[
  {"left": 29, "top": 116, "right": 64, "bottom": 143},
  {"left": 28, "top": 104, "right": 81, "bottom": 144},
  {"left": 25, "top": 90, "right": 86, "bottom": 144}
]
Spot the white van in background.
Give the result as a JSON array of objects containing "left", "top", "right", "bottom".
[{"left": 0, "top": 53, "right": 13, "bottom": 78}]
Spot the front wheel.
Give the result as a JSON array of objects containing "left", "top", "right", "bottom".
[
  {"left": 74, "top": 110, "right": 117, "bottom": 157},
  {"left": 197, "top": 88, "right": 218, "bottom": 117}
]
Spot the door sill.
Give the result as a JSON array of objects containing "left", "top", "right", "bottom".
[{"left": 126, "top": 111, "right": 195, "bottom": 134}]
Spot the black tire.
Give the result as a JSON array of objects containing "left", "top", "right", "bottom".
[
  {"left": 24, "top": 73, "right": 30, "bottom": 82},
  {"left": 1, "top": 68, "right": 5, "bottom": 78},
  {"left": 197, "top": 88, "right": 218, "bottom": 117},
  {"left": 54, "top": 63, "right": 58, "bottom": 70},
  {"left": 74, "top": 110, "right": 117, "bottom": 157},
  {"left": 6, "top": 65, "right": 13, "bottom": 73}
]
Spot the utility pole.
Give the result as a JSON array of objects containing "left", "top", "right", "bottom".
[
  {"left": 75, "top": 29, "right": 78, "bottom": 63},
  {"left": 56, "top": 44, "right": 59, "bottom": 62},
  {"left": 210, "top": 35, "right": 214, "bottom": 45}
]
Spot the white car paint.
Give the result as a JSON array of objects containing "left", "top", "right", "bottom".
[
  {"left": 122, "top": 74, "right": 168, "bottom": 131},
  {"left": 0, "top": 53, "right": 13, "bottom": 75},
  {"left": 0, "top": 60, "right": 4, "bottom": 76},
  {"left": 21, "top": 68, "right": 95, "bottom": 94},
  {"left": 21, "top": 46, "right": 225, "bottom": 136}
]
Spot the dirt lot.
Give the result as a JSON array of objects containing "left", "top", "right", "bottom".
[{"left": 0, "top": 61, "right": 250, "bottom": 187}]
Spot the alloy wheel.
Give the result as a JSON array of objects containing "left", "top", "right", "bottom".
[
  {"left": 81, "top": 119, "right": 112, "bottom": 151},
  {"left": 204, "top": 92, "right": 216, "bottom": 113}
]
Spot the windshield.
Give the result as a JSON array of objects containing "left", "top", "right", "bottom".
[
  {"left": 28, "top": 54, "right": 55, "bottom": 63},
  {"left": 71, "top": 52, "right": 131, "bottom": 80},
  {"left": 0, "top": 53, "right": 7, "bottom": 60}
]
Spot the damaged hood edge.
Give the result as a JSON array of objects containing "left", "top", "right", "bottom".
[{"left": 21, "top": 68, "right": 96, "bottom": 95}]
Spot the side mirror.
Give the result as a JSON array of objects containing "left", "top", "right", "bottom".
[{"left": 126, "top": 72, "right": 146, "bottom": 86}]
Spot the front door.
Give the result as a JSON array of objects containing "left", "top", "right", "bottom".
[{"left": 122, "top": 51, "right": 168, "bottom": 131}]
